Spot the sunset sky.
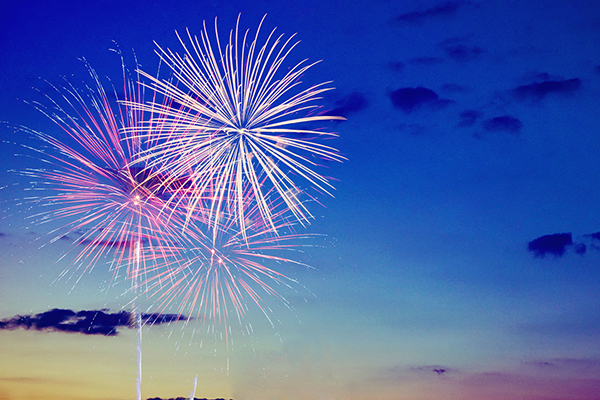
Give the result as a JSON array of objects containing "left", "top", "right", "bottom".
[{"left": 2, "top": 1, "right": 600, "bottom": 399}]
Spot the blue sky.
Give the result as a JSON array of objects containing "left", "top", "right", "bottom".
[{"left": 2, "top": 1, "right": 600, "bottom": 399}]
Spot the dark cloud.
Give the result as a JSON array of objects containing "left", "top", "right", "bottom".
[
  {"left": 481, "top": 115, "right": 523, "bottom": 135},
  {"left": 512, "top": 77, "right": 581, "bottom": 101},
  {"left": 528, "top": 233, "right": 572, "bottom": 257},
  {"left": 443, "top": 45, "right": 485, "bottom": 62},
  {"left": 408, "top": 56, "right": 445, "bottom": 65},
  {"left": 0, "top": 308, "right": 187, "bottom": 336},
  {"left": 525, "top": 360, "right": 556, "bottom": 368},
  {"left": 457, "top": 109, "right": 482, "bottom": 127},
  {"left": 142, "top": 313, "right": 187, "bottom": 325},
  {"left": 389, "top": 87, "right": 452, "bottom": 114},
  {"left": 410, "top": 365, "right": 453, "bottom": 376},
  {"left": 390, "top": 87, "right": 437, "bottom": 113},
  {"left": 526, "top": 231, "right": 600, "bottom": 257},
  {"left": 325, "top": 92, "right": 368, "bottom": 118},
  {"left": 394, "top": 1, "right": 461, "bottom": 24},
  {"left": 584, "top": 231, "right": 600, "bottom": 241}
]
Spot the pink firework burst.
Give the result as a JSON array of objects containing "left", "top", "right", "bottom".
[
  {"left": 21, "top": 55, "right": 190, "bottom": 288},
  {"left": 142, "top": 187, "right": 314, "bottom": 343}
]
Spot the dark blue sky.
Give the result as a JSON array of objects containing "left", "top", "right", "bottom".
[{"left": 2, "top": 1, "right": 600, "bottom": 399}]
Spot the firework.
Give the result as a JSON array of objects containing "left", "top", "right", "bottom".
[
  {"left": 20, "top": 16, "right": 342, "bottom": 340},
  {"left": 128, "top": 15, "right": 345, "bottom": 239},
  {"left": 139, "top": 189, "right": 314, "bottom": 350},
  {"left": 18, "top": 53, "right": 201, "bottom": 400},
  {"left": 21, "top": 51, "right": 313, "bottom": 331},
  {"left": 21, "top": 54, "right": 187, "bottom": 288}
]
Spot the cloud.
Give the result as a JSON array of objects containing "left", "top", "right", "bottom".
[
  {"left": 524, "top": 358, "right": 600, "bottom": 373},
  {"left": 0, "top": 308, "right": 187, "bottom": 336},
  {"left": 481, "top": 115, "right": 523, "bottom": 135},
  {"left": 526, "top": 231, "right": 600, "bottom": 257},
  {"left": 436, "top": 35, "right": 484, "bottom": 62},
  {"left": 410, "top": 365, "right": 452, "bottom": 376},
  {"left": 443, "top": 44, "right": 485, "bottom": 62},
  {"left": 527, "top": 233, "right": 573, "bottom": 257},
  {"left": 512, "top": 77, "right": 581, "bottom": 101},
  {"left": 389, "top": 87, "right": 453, "bottom": 114},
  {"left": 325, "top": 92, "right": 368, "bottom": 118},
  {"left": 78, "top": 237, "right": 149, "bottom": 249},
  {"left": 584, "top": 231, "right": 600, "bottom": 241},
  {"left": 457, "top": 109, "right": 483, "bottom": 127},
  {"left": 394, "top": 1, "right": 461, "bottom": 24}
]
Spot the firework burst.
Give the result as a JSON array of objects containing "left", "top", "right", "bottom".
[
  {"left": 128, "top": 15, "right": 345, "bottom": 239},
  {"left": 20, "top": 54, "right": 187, "bottom": 287},
  {"left": 144, "top": 189, "right": 312, "bottom": 326}
]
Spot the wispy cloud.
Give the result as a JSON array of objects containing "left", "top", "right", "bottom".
[
  {"left": 512, "top": 74, "right": 581, "bottom": 102},
  {"left": 394, "top": 1, "right": 462, "bottom": 24},
  {"left": 481, "top": 115, "right": 523, "bottom": 135},
  {"left": 410, "top": 365, "right": 453, "bottom": 376},
  {"left": 389, "top": 86, "right": 453, "bottom": 114},
  {"left": 325, "top": 92, "right": 368, "bottom": 118},
  {"left": 444, "top": 44, "right": 485, "bottom": 62}
]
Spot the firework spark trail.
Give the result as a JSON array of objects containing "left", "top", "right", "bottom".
[
  {"left": 21, "top": 55, "right": 194, "bottom": 287},
  {"left": 19, "top": 52, "right": 195, "bottom": 399},
  {"left": 134, "top": 240, "right": 142, "bottom": 400},
  {"left": 189, "top": 375, "right": 198, "bottom": 400},
  {"left": 126, "top": 15, "right": 345, "bottom": 240},
  {"left": 137, "top": 184, "right": 316, "bottom": 349}
]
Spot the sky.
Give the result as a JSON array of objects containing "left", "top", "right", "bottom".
[{"left": 1, "top": 0, "right": 600, "bottom": 399}]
